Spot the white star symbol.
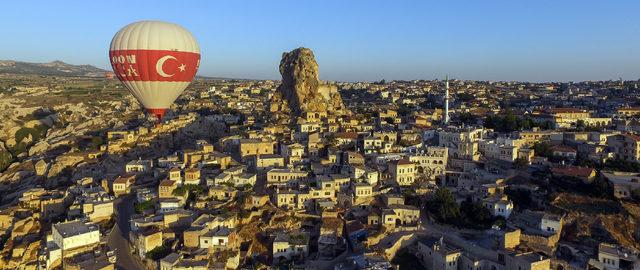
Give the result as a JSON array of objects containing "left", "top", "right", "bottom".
[{"left": 178, "top": 63, "right": 186, "bottom": 72}]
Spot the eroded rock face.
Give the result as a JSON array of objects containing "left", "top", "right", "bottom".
[
  {"left": 270, "top": 47, "right": 347, "bottom": 118},
  {"left": 47, "top": 154, "right": 84, "bottom": 178}
]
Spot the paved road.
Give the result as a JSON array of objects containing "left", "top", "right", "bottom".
[{"left": 107, "top": 195, "right": 147, "bottom": 270}]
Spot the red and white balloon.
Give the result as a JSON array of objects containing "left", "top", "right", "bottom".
[{"left": 109, "top": 21, "right": 200, "bottom": 120}]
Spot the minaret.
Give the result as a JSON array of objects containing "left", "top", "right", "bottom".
[{"left": 444, "top": 75, "right": 450, "bottom": 124}]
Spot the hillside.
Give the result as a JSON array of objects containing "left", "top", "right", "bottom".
[
  {"left": 0, "top": 60, "right": 107, "bottom": 77},
  {"left": 553, "top": 192, "right": 640, "bottom": 250}
]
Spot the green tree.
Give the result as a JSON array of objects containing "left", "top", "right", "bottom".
[
  {"left": 0, "top": 234, "right": 7, "bottom": 250},
  {"left": 576, "top": 119, "right": 586, "bottom": 130},
  {"left": 172, "top": 184, "right": 204, "bottom": 197},
  {"left": 504, "top": 114, "right": 518, "bottom": 132},
  {"left": 146, "top": 245, "right": 170, "bottom": 260},
  {"left": 135, "top": 200, "right": 154, "bottom": 214},
  {"left": 457, "top": 93, "right": 475, "bottom": 102},
  {"left": 532, "top": 142, "right": 553, "bottom": 159},
  {"left": 484, "top": 113, "right": 551, "bottom": 132},
  {"left": 0, "top": 151, "right": 13, "bottom": 172},
  {"left": 603, "top": 158, "right": 640, "bottom": 172},
  {"left": 458, "top": 112, "right": 477, "bottom": 125},
  {"left": 513, "top": 158, "right": 529, "bottom": 169},
  {"left": 460, "top": 197, "right": 493, "bottom": 229},
  {"left": 427, "top": 188, "right": 461, "bottom": 222},
  {"left": 89, "top": 136, "right": 104, "bottom": 150},
  {"left": 632, "top": 189, "right": 640, "bottom": 203},
  {"left": 505, "top": 188, "right": 533, "bottom": 210},
  {"left": 493, "top": 217, "right": 507, "bottom": 229}
]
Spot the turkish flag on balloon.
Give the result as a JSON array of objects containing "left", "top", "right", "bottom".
[
  {"left": 109, "top": 21, "right": 200, "bottom": 120},
  {"left": 109, "top": 50, "right": 199, "bottom": 82}
]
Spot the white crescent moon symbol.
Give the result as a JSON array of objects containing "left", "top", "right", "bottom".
[{"left": 156, "top": 55, "right": 176, "bottom": 78}]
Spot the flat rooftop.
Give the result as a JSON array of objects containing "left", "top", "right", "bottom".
[{"left": 53, "top": 220, "right": 98, "bottom": 238}]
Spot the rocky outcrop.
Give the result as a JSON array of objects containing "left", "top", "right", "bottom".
[
  {"left": 34, "top": 160, "right": 48, "bottom": 176},
  {"left": 270, "top": 47, "right": 347, "bottom": 119},
  {"left": 47, "top": 154, "right": 85, "bottom": 178},
  {"left": 1, "top": 217, "right": 41, "bottom": 269}
]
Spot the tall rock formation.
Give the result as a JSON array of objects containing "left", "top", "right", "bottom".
[{"left": 270, "top": 48, "right": 347, "bottom": 121}]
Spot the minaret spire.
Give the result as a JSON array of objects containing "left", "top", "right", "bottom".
[{"left": 444, "top": 75, "right": 450, "bottom": 124}]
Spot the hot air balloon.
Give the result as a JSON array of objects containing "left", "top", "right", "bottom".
[{"left": 109, "top": 21, "right": 200, "bottom": 120}]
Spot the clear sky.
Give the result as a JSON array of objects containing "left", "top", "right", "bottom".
[{"left": 1, "top": 0, "right": 639, "bottom": 82}]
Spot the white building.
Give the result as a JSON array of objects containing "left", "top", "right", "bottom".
[
  {"left": 266, "top": 168, "right": 308, "bottom": 187},
  {"left": 591, "top": 243, "right": 639, "bottom": 270},
  {"left": 482, "top": 196, "right": 514, "bottom": 218},
  {"left": 125, "top": 159, "right": 154, "bottom": 173},
  {"left": 272, "top": 232, "right": 310, "bottom": 262},
  {"left": 199, "top": 226, "right": 232, "bottom": 250},
  {"left": 478, "top": 137, "right": 533, "bottom": 163},
  {"left": 540, "top": 212, "right": 563, "bottom": 233},
  {"left": 213, "top": 172, "right": 257, "bottom": 188},
  {"left": 409, "top": 146, "right": 448, "bottom": 180},
  {"left": 52, "top": 220, "right": 100, "bottom": 254},
  {"left": 438, "top": 128, "right": 487, "bottom": 161}
]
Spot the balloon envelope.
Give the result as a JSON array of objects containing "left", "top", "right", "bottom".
[{"left": 109, "top": 21, "right": 200, "bottom": 120}]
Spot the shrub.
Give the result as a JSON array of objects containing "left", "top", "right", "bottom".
[
  {"left": 426, "top": 189, "right": 499, "bottom": 230},
  {"left": 0, "top": 151, "right": 13, "bottom": 172},
  {"left": 146, "top": 245, "right": 170, "bottom": 260},
  {"left": 135, "top": 200, "right": 154, "bottom": 214}
]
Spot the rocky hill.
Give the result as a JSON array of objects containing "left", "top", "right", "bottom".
[
  {"left": 553, "top": 192, "right": 640, "bottom": 250},
  {"left": 269, "top": 47, "right": 348, "bottom": 119},
  {"left": 0, "top": 60, "right": 107, "bottom": 77}
]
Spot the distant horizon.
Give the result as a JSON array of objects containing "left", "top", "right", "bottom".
[
  {"left": 1, "top": 0, "right": 639, "bottom": 83},
  {"left": 2, "top": 57, "right": 639, "bottom": 84}
]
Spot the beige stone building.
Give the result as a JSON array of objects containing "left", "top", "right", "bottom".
[
  {"left": 505, "top": 252, "right": 551, "bottom": 270},
  {"left": 134, "top": 228, "right": 163, "bottom": 259},
  {"left": 272, "top": 231, "right": 310, "bottom": 262},
  {"left": 548, "top": 107, "right": 590, "bottom": 128},
  {"left": 417, "top": 236, "right": 462, "bottom": 270},
  {"left": 81, "top": 193, "right": 114, "bottom": 221},
  {"left": 275, "top": 187, "right": 336, "bottom": 209},
  {"left": 382, "top": 204, "right": 420, "bottom": 227},
  {"left": 184, "top": 168, "right": 201, "bottom": 185},
  {"left": 409, "top": 146, "right": 448, "bottom": 180},
  {"left": 438, "top": 128, "right": 486, "bottom": 161},
  {"left": 389, "top": 159, "right": 416, "bottom": 186},
  {"left": 183, "top": 141, "right": 232, "bottom": 169},
  {"left": 208, "top": 185, "right": 237, "bottom": 201},
  {"left": 112, "top": 174, "right": 135, "bottom": 197},
  {"left": 267, "top": 168, "right": 308, "bottom": 187},
  {"left": 238, "top": 139, "right": 276, "bottom": 159},
  {"left": 19, "top": 188, "right": 67, "bottom": 220},
  {"left": 250, "top": 154, "right": 285, "bottom": 170},
  {"left": 159, "top": 180, "right": 178, "bottom": 198},
  {"left": 353, "top": 182, "right": 373, "bottom": 200},
  {"left": 168, "top": 167, "right": 182, "bottom": 183},
  {"left": 606, "top": 133, "right": 640, "bottom": 162},
  {"left": 518, "top": 130, "right": 563, "bottom": 146},
  {"left": 617, "top": 107, "right": 640, "bottom": 117},
  {"left": 589, "top": 242, "right": 639, "bottom": 270},
  {"left": 280, "top": 143, "right": 305, "bottom": 165}
]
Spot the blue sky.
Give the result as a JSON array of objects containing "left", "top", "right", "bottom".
[{"left": 1, "top": 1, "right": 639, "bottom": 82}]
